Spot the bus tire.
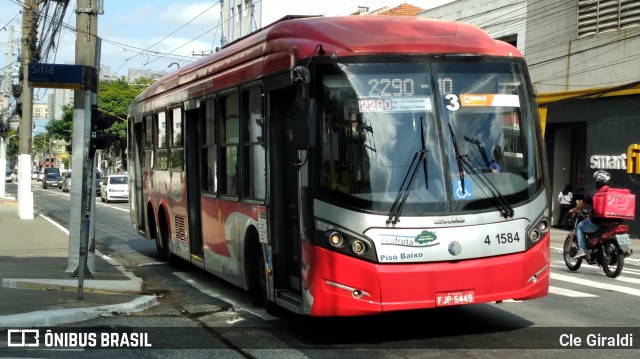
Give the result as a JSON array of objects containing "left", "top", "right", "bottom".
[
  {"left": 249, "top": 241, "right": 268, "bottom": 307},
  {"left": 156, "top": 209, "right": 177, "bottom": 266},
  {"left": 248, "top": 240, "right": 287, "bottom": 317}
]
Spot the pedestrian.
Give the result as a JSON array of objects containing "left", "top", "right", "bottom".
[
  {"left": 556, "top": 183, "right": 573, "bottom": 229},
  {"left": 489, "top": 145, "right": 503, "bottom": 173}
]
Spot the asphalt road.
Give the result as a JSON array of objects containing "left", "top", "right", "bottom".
[{"left": 5, "top": 181, "right": 640, "bottom": 358}]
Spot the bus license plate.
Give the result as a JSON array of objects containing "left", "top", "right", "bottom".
[
  {"left": 615, "top": 234, "right": 630, "bottom": 246},
  {"left": 435, "top": 290, "right": 474, "bottom": 307}
]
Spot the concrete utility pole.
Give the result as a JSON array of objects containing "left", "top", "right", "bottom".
[
  {"left": 0, "top": 25, "right": 15, "bottom": 198},
  {"left": 17, "top": 0, "right": 38, "bottom": 219},
  {"left": 68, "top": 0, "right": 99, "bottom": 277}
]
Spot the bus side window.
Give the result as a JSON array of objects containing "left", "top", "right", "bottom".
[
  {"left": 219, "top": 92, "right": 239, "bottom": 197},
  {"left": 156, "top": 112, "right": 168, "bottom": 170},
  {"left": 242, "top": 87, "right": 266, "bottom": 200},
  {"left": 201, "top": 99, "right": 217, "bottom": 194},
  {"left": 143, "top": 115, "right": 154, "bottom": 168}
]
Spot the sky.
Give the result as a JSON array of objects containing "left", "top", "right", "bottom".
[{"left": 0, "top": 0, "right": 452, "bottom": 103}]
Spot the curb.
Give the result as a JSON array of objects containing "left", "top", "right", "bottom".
[
  {"left": 1, "top": 278, "right": 142, "bottom": 294},
  {"left": 0, "top": 295, "right": 158, "bottom": 328}
]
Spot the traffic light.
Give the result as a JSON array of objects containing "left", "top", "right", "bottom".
[{"left": 90, "top": 109, "right": 119, "bottom": 156}]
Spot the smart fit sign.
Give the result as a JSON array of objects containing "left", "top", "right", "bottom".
[{"left": 590, "top": 144, "right": 640, "bottom": 174}]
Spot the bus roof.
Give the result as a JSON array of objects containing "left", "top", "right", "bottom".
[{"left": 132, "top": 16, "right": 521, "bottom": 109}]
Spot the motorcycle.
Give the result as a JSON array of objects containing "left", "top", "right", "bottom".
[{"left": 563, "top": 209, "right": 634, "bottom": 278}]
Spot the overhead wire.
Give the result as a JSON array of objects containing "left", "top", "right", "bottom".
[{"left": 2, "top": 0, "right": 638, "bottom": 90}]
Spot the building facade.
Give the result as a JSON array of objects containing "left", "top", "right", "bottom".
[{"left": 47, "top": 88, "right": 74, "bottom": 122}]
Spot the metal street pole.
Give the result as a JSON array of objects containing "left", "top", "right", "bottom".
[
  {"left": 68, "top": 0, "right": 99, "bottom": 280},
  {"left": 17, "top": 0, "right": 37, "bottom": 220},
  {"left": 1, "top": 25, "right": 15, "bottom": 198},
  {"left": 0, "top": 136, "right": 6, "bottom": 197}
]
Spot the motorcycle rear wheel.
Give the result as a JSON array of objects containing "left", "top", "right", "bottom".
[
  {"left": 563, "top": 234, "right": 582, "bottom": 271},
  {"left": 602, "top": 242, "right": 624, "bottom": 278}
]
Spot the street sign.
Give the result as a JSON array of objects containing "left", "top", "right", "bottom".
[{"left": 28, "top": 63, "right": 98, "bottom": 92}]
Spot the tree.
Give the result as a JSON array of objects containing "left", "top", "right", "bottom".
[
  {"left": 45, "top": 104, "right": 73, "bottom": 153},
  {"left": 96, "top": 76, "right": 154, "bottom": 170},
  {"left": 42, "top": 76, "right": 154, "bottom": 172}
]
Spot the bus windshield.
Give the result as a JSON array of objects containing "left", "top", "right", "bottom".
[{"left": 317, "top": 59, "right": 542, "bottom": 215}]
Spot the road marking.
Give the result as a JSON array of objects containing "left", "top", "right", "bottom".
[
  {"left": 548, "top": 286, "right": 597, "bottom": 297},
  {"left": 551, "top": 262, "right": 640, "bottom": 283},
  {"left": 551, "top": 272, "right": 640, "bottom": 296}
]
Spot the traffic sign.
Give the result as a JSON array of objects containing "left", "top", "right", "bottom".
[{"left": 28, "top": 63, "right": 98, "bottom": 92}]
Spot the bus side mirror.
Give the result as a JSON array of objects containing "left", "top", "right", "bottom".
[{"left": 292, "top": 98, "right": 316, "bottom": 150}]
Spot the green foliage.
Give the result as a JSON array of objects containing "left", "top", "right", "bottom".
[
  {"left": 6, "top": 129, "right": 18, "bottom": 161},
  {"left": 45, "top": 104, "right": 74, "bottom": 152},
  {"left": 97, "top": 77, "right": 152, "bottom": 153},
  {"left": 43, "top": 78, "right": 152, "bottom": 155}
]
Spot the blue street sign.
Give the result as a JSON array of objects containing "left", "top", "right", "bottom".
[{"left": 28, "top": 63, "right": 97, "bottom": 92}]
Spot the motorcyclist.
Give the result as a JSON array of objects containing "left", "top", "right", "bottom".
[{"left": 569, "top": 169, "right": 611, "bottom": 259}]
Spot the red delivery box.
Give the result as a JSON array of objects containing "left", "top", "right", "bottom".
[{"left": 593, "top": 187, "right": 636, "bottom": 220}]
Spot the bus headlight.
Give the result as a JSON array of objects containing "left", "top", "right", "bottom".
[
  {"left": 528, "top": 230, "right": 540, "bottom": 242},
  {"left": 526, "top": 215, "right": 550, "bottom": 248},
  {"left": 328, "top": 232, "right": 344, "bottom": 247},
  {"left": 351, "top": 240, "right": 367, "bottom": 256},
  {"left": 537, "top": 218, "right": 551, "bottom": 233},
  {"left": 316, "top": 220, "right": 377, "bottom": 262}
]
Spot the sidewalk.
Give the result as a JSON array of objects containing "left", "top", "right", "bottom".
[{"left": 0, "top": 196, "right": 157, "bottom": 328}]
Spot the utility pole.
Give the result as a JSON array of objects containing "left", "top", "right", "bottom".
[
  {"left": 68, "top": 0, "right": 100, "bottom": 283},
  {"left": 0, "top": 25, "right": 15, "bottom": 198},
  {"left": 17, "top": 0, "right": 37, "bottom": 219}
]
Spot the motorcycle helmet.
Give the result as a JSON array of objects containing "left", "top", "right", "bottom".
[{"left": 593, "top": 169, "right": 611, "bottom": 184}]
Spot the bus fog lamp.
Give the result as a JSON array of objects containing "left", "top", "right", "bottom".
[
  {"left": 329, "top": 232, "right": 344, "bottom": 247},
  {"left": 351, "top": 240, "right": 366, "bottom": 255}
]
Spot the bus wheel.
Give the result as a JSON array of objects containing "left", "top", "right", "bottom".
[
  {"left": 249, "top": 243, "right": 268, "bottom": 306},
  {"left": 249, "top": 243, "right": 286, "bottom": 316},
  {"left": 156, "top": 214, "right": 175, "bottom": 265},
  {"left": 155, "top": 223, "right": 168, "bottom": 261}
]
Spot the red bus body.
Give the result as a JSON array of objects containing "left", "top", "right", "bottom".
[{"left": 128, "top": 16, "right": 550, "bottom": 317}]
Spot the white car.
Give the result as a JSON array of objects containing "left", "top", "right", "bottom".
[{"left": 100, "top": 174, "right": 129, "bottom": 203}]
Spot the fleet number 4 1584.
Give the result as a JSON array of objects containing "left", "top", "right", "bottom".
[{"left": 484, "top": 232, "right": 520, "bottom": 245}]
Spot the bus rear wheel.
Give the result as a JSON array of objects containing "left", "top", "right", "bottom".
[{"left": 156, "top": 213, "right": 177, "bottom": 266}]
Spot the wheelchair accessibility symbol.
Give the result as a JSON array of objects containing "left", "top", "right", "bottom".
[{"left": 453, "top": 179, "right": 473, "bottom": 200}]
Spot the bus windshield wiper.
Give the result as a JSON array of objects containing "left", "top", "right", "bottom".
[
  {"left": 387, "top": 117, "right": 428, "bottom": 225},
  {"left": 464, "top": 135, "right": 490, "bottom": 168},
  {"left": 448, "top": 124, "right": 514, "bottom": 218},
  {"left": 448, "top": 123, "right": 466, "bottom": 194}
]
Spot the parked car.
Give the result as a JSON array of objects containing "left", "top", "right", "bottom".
[
  {"left": 37, "top": 170, "right": 44, "bottom": 181},
  {"left": 61, "top": 172, "right": 72, "bottom": 192},
  {"left": 5, "top": 168, "right": 12, "bottom": 182},
  {"left": 32, "top": 170, "right": 39, "bottom": 180},
  {"left": 100, "top": 174, "right": 128, "bottom": 202},
  {"left": 60, "top": 171, "right": 103, "bottom": 194},
  {"left": 42, "top": 173, "right": 62, "bottom": 189},
  {"left": 95, "top": 171, "right": 104, "bottom": 195}
]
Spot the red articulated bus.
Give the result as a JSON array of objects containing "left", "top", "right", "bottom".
[{"left": 127, "top": 15, "right": 551, "bottom": 316}]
